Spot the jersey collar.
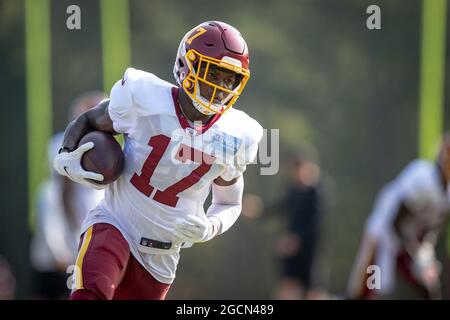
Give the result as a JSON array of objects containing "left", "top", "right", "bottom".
[{"left": 171, "top": 87, "right": 221, "bottom": 134}]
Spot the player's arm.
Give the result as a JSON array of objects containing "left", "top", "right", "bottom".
[
  {"left": 173, "top": 176, "right": 243, "bottom": 243},
  {"left": 60, "top": 99, "right": 116, "bottom": 153},
  {"left": 393, "top": 202, "right": 422, "bottom": 257},
  {"left": 394, "top": 202, "right": 444, "bottom": 296},
  {"left": 53, "top": 99, "right": 115, "bottom": 190},
  {"left": 173, "top": 118, "right": 263, "bottom": 244},
  {"left": 392, "top": 199, "right": 442, "bottom": 257},
  {"left": 205, "top": 176, "right": 243, "bottom": 238},
  {"left": 419, "top": 219, "right": 446, "bottom": 248},
  {"left": 393, "top": 202, "right": 442, "bottom": 287},
  {"left": 214, "top": 176, "right": 238, "bottom": 186}
]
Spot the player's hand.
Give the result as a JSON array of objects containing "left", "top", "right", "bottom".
[
  {"left": 53, "top": 142, "right": 107, "bottom": 190},
  {"left": 173, "top": 215, "right": 213, "bottom": 243},
  {"left": 275, "top": 232, "right": 301, "bottom": 257},
  {"left": 411, "top": 242, "right": 441, "bottom": 288}
]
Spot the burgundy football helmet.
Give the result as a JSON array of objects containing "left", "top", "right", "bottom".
[{"left": 173, "top": 21, "right": 250, "bottom": 115}]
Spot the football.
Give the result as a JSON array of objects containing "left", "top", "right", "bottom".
[{"left": 78, "top": 131, "right": 125, "bottom": 184}]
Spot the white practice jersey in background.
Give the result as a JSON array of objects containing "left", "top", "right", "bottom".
[
  {"left": 366, "top": 159, "right": 450, "bottom": 244},
  {"left": 31, "top": 133, "right": 104, "bottom": 272},
  {"left": 82, "top": 68, "right": 263, "bottom": 284},
  {"left": 361, "top": 159, "right": 450, "bottom": 294}
]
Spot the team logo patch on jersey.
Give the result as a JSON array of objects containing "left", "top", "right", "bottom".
[{"left": 212, "top": 132, "right": 242, "bottom": 158}]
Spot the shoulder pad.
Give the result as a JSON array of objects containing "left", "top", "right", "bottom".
[
  {"left": 218, "top": 108, "right": 263, "bottom": 148},
  {"left": 122, "top": 68, "right": 176, "bottom": 116}
]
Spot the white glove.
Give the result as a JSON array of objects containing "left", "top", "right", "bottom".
[
  {"left": 173, "top": 215, "right": 215, "bottom": 243},
  {"left": 53, "top": 142, "right": 107, "bottom": 190},
  {"left": 411, "top": 242, "right": 441, "bottom": 288}
]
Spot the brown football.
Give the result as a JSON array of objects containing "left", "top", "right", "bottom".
[{"left": 78, "top": 131, "right": 125, "bottom": 184}]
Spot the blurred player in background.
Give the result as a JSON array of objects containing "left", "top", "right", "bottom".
[
  {"left": 53, "top": 21, "right": 263, "bottom": 300},
  {"left": 347, "top": 134, "right": 450, "bottom": 300},
  {"left": 273, "top": 153, "right": 326, "bottom": 299},
  {"left": 30, "top": 92, "right": 106, "bottom": 299},
  {"left": 0, "top": 255, "right": 16, "bottom": 300}
]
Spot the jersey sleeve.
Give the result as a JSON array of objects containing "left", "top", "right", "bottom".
[
  {"left": 396, "top": 160, "right": 433, "bottom": 212},
  {"left": 220, "top": 118, "right": 263, "bottom": 181},
  {"left": 107, "top": 68, "right": 140, "bottom": 134}
]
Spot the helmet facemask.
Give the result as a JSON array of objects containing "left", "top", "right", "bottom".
[{"left": 180, "top": 49, "right": 250, "bottom": 115}]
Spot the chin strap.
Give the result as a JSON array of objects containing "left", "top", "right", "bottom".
[{"left": 191, "top": 98, "right": 216, "bottom": 116}]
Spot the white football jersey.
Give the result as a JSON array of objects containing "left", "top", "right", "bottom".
[
  {"left": 366, "top": 159, "right": 450, "bottom": 244},
  {"left": 82, "top": 68, "right": 263, "bottom": 284}
]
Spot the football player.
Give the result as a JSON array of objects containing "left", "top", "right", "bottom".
[
  {"left": 53, "top": 21, "right": 263, "bottom": 300},
  {"left": 346, "top": 134, "right": 450, "bottom": 299}
]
